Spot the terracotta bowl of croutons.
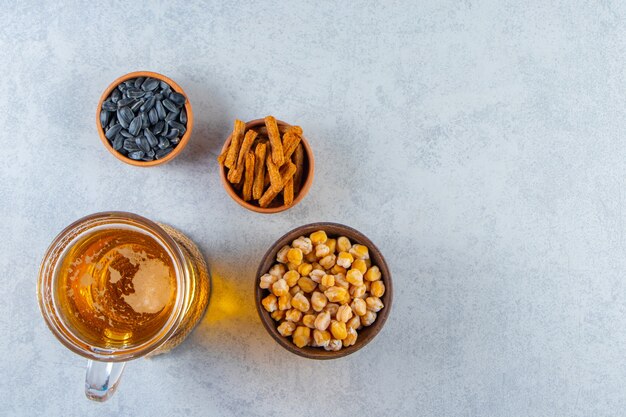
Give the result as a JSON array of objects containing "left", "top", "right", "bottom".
[
  {"left": 218, "top": 118, "right": 314, "bottom": 214},
  {"left": 255, "top": 223, "right": 392, "bottom": 359}
]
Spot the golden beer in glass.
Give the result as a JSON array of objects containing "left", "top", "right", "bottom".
[{"left": 37, "top": 212, "right": 210, "bottom": 401}]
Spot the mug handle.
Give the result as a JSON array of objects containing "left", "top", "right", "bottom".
[{"left": 85, "top": 360, "right": 126, "bottom": 402}]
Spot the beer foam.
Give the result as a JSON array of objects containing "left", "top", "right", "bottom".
[
  {"left": 108, "top": 266, "right": 123, "bottom": 283},
  {"left": 122, "top": 257, "right": 173, "bottom": 314},
  {"left": 80, "top": 273, "right": 94, "bottom": 287},
  {"left": 115, "top": 246, "right": 148, "bottom": 266}
]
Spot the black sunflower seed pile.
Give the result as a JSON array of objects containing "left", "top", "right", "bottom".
[{"left": 100, "top": 77, "right": 188, "bottom": 161}]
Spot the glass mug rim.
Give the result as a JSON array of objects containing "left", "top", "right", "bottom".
[{"left": 37, "top": 211, "right": 189, "bottom": 362}]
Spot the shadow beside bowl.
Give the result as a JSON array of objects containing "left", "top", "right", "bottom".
[{"left": 254, "top": 222, "right": 393, "bottom": 359}]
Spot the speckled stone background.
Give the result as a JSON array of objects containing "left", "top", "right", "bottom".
[{"left": 1, "top": 1, "right": 625, "bottom": 416}]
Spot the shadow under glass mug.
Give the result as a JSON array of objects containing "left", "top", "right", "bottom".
[{"left": 37, "top": 212, "right": 210, "bottom": 401}]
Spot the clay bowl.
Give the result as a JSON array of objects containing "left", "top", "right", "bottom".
[
  {"left": 255, "top": 222, "right": 393, "bottom": 359},
  {"left": 96, "top": 71, "right": 193, "bottom": 167},
  {"left": 219, "top": 119, "right": 314, "bottom": 213}
]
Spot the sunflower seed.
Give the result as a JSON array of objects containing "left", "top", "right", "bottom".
[
  {"left": 179, "top": 108, "right": 187, "bottom": 124},
  {"left": 111, "top": 89, "right": 121, "bottom": 103},
  {"left": 128, "top": 116, "right": 142, "bottom": 136},
  {"left": 140, "top": 97, "right": 156, "bottom": 112},
  {"left": 130, "top": 99, "right": 144, "bottom": 113},
  {"left": 124, "top": 80, "right": 135, "bottom": 88},
  {"left": 141, "top": 78, "right": 159, "bottom": 91},
  {"left": 128, "top": 151, "right": 145, "bottom": 160},
  {"left": 147, "top": 149, "right": 155, "bottom": 158},
  {"left": 102, "top": 100, "right": 117, "bottom": 112},
  {"left": 169, "top": 92, "right": 186, "bottom": 106},
  {"left": 155, "top": 100, "right": 166, "bottom": 120},
  {"left": 144, "top": 128, "right": 158, "bottom": 147},
  {"left": 154, "top": 93, "right": 163, "bottom": 100},
  {"left": 156, "top": 147, "right": 173, "bottom": 159},
  {"left": 112, "top": 134, "right": 124, "bottom": 150},
  {"left": 118, "top": 116, "right": 129, "bottom": 129},
  {"left": 105, "top": 123, "right": 122, "bottom": 139},
  {"left": 162, "top": 98, "right": 178, "bottom": 113},
  {"left": 148, "top": 108, "right": 158, "bottom": 124},
  {"left": 165, "top": 128, "right": 180, "bottom": 139},
  {"left": 153, "top": 120, "right": 165, "bottom": 135},
  {"left": 134, "top": 77, "right": 145, "bottom": 88},
  {"left": 100, "top": 110, "right": 110, "bottom": 128},
  {"left": 128, "top": 89, "right": 146, "bottom": 99},
  {"left": 141, "top": 112, "right": 149, "bottom": 128},
  {"left": 135, "top": 136, "right": 150, "bottom": 153},
  {"left": 117, "top": 106, "right": 133, "bottom": 124},
  {"left": 169, "top": 136, "right": 181, "bottom": 145},
  {"left": 158, "top": 136, "right": 170, "bottom": 149},
  {"left": 162, "top": 122, "right": 169, "bottom": 136},
  {"left": 120, "top": 129, "right": 133, "bottom": 138},
  {"left": 159, "top": 80, "right": 169, "bottom": 90},
  {"left": 168, "top": 121, "right": 186, "bottom": 134},
  {"left": 165, "top": 111, "right": 178, "bottom": 122},
  {"left": 123, "top": 138, "right": 140, "bottom": 151},
  {"left": 117, "top": 97, "right": 134, "bottom": 107},
  {"left": 110, "top": 131, "right": 123, "bottom": 143}
]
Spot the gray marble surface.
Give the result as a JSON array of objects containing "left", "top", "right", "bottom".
[{"left": 1, "top": 1, "right": 625, "bottom": 416}]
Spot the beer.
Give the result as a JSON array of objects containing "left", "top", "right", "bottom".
[
  {"left": 55, "top": 226, "right": 178, "bottom": 349},
  {"left": 39, "top": 212, "right": 211, "bottom": 400}
]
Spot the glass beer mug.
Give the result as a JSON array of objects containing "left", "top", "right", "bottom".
[{"left": 37, "top": 212, "right": 210, "bottom": 401}]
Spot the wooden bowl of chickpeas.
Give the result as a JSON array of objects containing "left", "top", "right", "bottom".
[{"left": 255, "top": 223, "right": 392, "bottom": 359}]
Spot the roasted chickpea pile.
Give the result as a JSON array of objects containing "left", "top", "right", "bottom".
[{"left": 259, "top": 230, "right": 385, "bottom": 351}]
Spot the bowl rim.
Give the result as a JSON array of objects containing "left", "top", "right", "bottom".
[
  {"left": 96, "top": 70, "right": 194, "bottom": 167},
  {"left": 254, "top": 222, "right": 393, "bottom": 359},
  {"left": 219, "top": 118, "right": 315, "bottom": 214}
]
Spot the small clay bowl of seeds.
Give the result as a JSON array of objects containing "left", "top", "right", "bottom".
[
  {"left": 255, "top": 223, "right": 393, "bottom": 359},
  {"left": 96, "top": 71, "right": 193, "bottom": 167}
]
